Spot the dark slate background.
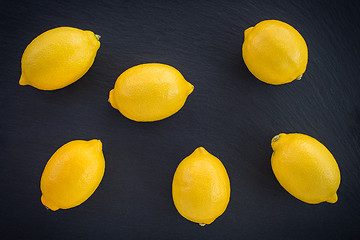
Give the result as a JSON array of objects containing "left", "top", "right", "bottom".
[{"left": 1, "top": 0, "right": 360, "bottom": 239}]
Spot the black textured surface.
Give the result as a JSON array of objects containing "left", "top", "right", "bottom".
[{"left": 1, "top": 0, "right": 360, "bottom": 239}]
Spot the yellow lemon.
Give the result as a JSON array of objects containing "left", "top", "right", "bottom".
[
  {"left": 109, "top": 63, "right": 194, "bottom": 122},
  {"left": 242, "top": 20, "right": 308, "bottom": 85},
  {"left": 172, "top": 147, "right": 230, "bottom": 225},
  {"left": 40, "top": 140, "right": 105, "bottom": 211},
  {"left": 20, "top": 27, "right": 100, "bottom": 90},
  {"left": 271, "top": 133, "right": 340, "bottom": 204}
]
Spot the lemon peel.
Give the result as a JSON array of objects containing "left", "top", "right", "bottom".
[
  {"left": 172, "top": 147, "right": 230, "bottom": 225},
  {"left": 40, "top": 139, "right": 105, "bottom": 211},
  {"left": 20, "top": 27, "right": 100, "bottom": 90},
  {"left": 271, "top": 133, "right": 340, "bottom": 204},
  {"left": 109, "top": 63, "right": 194, "bottom": 122},
  {"left": 243, "top": 20, "right": 308, "bottom": 85}
]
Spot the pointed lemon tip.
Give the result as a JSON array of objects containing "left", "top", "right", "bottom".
[
  {"left": 41, "top": 195, "right": 59, "bottom": 211},
  {"left": 194, "top": 147, "right": 208, "bottom": 155},
  {"left": 326, "top": 193, "right": 338, "bottom": 203},
  {"left": 19, "top": 74, "right": 27, "bottom": 86},
  {"left": 89, "top": 139, "right": 102, "bottom": 151},
  {"left": 108, "top": 89, "right": 116, "bottom": 108},
  {"left": 199, "top": 223, "right": 206, "bottom": 226},
  {"left": 187, "top": 82, "right": 194, "bottom": 95},
  {"left": 244, "top": 26, "right": 254, "bottom": 39}
]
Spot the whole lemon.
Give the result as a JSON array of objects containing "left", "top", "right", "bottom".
[
  {"left": 40, "top": 140, "right": 105, "bottom": 211},
  {"left": 109, "top": 63, "right": 194, "bottom": 122},
  {"left": 172, "top": 147, "right": 230, "bottom": 225},
  {"left": 271, "top": 133, "right": 340, "bottom": 204},
  {"left": 242, "top": 20, "right": 308, "bottom": 85},
  {"left": 20, "top": 27, "right": 100, "bottom": 90}
]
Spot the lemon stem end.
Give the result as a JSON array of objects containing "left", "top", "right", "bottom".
[
  {"left": 95, "top": 34, "right": 101, "bottom": 41},
  {"left": 272, "top": 135, "right": 280, "bottom": 142},
  {"left": 296, "top": 74, "right": 303, "bottom": 81},
  {"left": 199, "top": 223, "right": 206, "bottom": 226}
]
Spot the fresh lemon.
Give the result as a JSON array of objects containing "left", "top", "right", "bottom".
[
  {"left": 172, "top": 147, "right": 230, "bottom": 225},
  {"left": 40, "top": 140, "right": 105, "bottom": 211},
  {"left": 242, "top": 20, "right": 308, "bottom": 85},
  {"left": 271, "top": 133, "right": 340, "bottom": 204},
  {"left": 109, "top": 63, "right": 194, "bottom": 122},
  {"left": 20, "top": 27, "right": 100, "bottom": 90}
]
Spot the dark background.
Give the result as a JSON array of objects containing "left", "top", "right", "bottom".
[{"left": 1, "top": 0, "right": 360, "bottom": 239}]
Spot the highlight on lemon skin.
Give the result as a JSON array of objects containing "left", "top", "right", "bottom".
[
  {"left": 271, "top": 133, "right": 340, "bottom": 204},
  {"left": 108, "top": 63, "right": 194, "bottom": 122},
  {"left": 20, "top": 27, "right": 101, "bottom": 90},
  {"left": 40, "top": 139, "right": 105, "bottom": 211},
  {"left": 172, "top": 147, "right": 230, "bottom": 226},
  {"left": 242, "top": 20, "right": 308, "bottom": 85}
]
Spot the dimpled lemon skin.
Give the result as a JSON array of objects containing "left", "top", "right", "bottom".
[
  {"left": 172, "top": 147, "right": 230, "bottom": 225},
  {"left": 271, "top": 133, "right": 340, "bottom": 204},
  {"left": 243, "top": 20, "right": 308, "bottom": 85},
  {"left": 20, "top": 27, "right": 100, "bottom": 90},
  {"left": 40, "top": 140, "right": 105, "bottom": 211},
  {"left": 109, "top": 63, "right": 194, "bottom": 122}
]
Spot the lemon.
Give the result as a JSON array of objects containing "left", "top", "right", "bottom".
[
  {"left": 271, "top": 133, "right": 340, "bottom": 204},
  {"left": 20, "top": 27, "right": 100, "bottom": 90},
  {"left": 172, "top": 147, "right": 230, "bottom": 225},
  {"left": 242, "top": 20, "right": 308, "bottom": 85},
  {"left": 40, "top": 140, "right": 105, "bottom": 211},
  {"left": 109, "top": 63, "right": 194, "bottom": 122}
]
